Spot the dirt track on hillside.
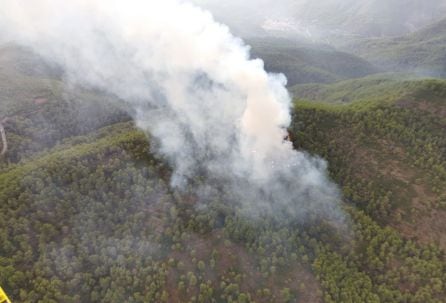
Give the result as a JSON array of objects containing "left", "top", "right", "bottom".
[{"left": 0, "top": 120, "right": 7, "bottom": 156}]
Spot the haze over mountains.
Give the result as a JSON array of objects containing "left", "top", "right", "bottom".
[
  {"left": 194, "top": 0, "right": 446, "bottom": 41},
  {"left": 248, "top": 37, "right": 378, "bottom": 86},
  {"left": 341, "top": 17, "right": 446, "bottom": 77},
  {"left": 194, "top": 0, "right": 446, "bottom": 83}
]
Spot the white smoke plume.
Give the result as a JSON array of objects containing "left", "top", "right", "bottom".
[{"left": 0, "top": 0, "right": 344, "bottom": 222}]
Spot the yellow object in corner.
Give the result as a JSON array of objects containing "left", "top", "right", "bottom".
[{"left": 0, "top": 287, "right": 11, "bottom": 303}]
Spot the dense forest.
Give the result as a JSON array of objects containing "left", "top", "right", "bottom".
[
  {"left": 1, "top": 3, "right": 446, "bottom": 301},
  {"left": 0, "top": 54, "right": 446, "bottom": 302}
]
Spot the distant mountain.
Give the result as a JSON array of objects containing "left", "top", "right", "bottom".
[
  {"left": 341, "top": 18, "right": 446, "bottom": 77},
  {"left": 293, "top": 0, "right": 446, "bottom": 39},
  {"left": 248, "top": 38, "right": 379, "bottom": 86},
  {"left": 192, "top": 0, "right": 446, "bottom": 42}
]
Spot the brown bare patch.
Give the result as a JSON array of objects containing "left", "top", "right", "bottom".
[
  {"left": 395, "top": 182, "right": 446, "bottom": 251},
  {"left": 165, "top": 229, "right": 323, "bottom": 302},
  {"left": 331, "top": 129, "right": 446, "bottom": 250},
  {"left": 34, "top": 97, "right": 48, "bottom": 105},
  {"left": 397, "top": 210, "right": 446, "bottom": 250},
  {"left": 397, "top": 99, "right": 446, "bottom": 118},
  {"left": 281, "top": 263, "right": 323, "bottom": 303},
  {"left": 369, "top": 140, "right": 446, "bottom": 250},
  {"left": 362, "top": 140, "right": 446, "bottom": 249}
]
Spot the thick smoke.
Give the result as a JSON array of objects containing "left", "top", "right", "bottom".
[{"left": 0, "top": 0, "right": 344, "bottom": 222}]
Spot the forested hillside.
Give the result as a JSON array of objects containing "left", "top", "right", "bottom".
[
  {"left": 1, "top": 44, "right": 446, "bottom": 303},
  {"left": 292, "top": 76, "right": 446, "bottom": 233}
]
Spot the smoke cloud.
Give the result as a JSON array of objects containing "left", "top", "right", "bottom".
[{"left": 0, "top": 0, "right": 344, "bottom": 222}]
